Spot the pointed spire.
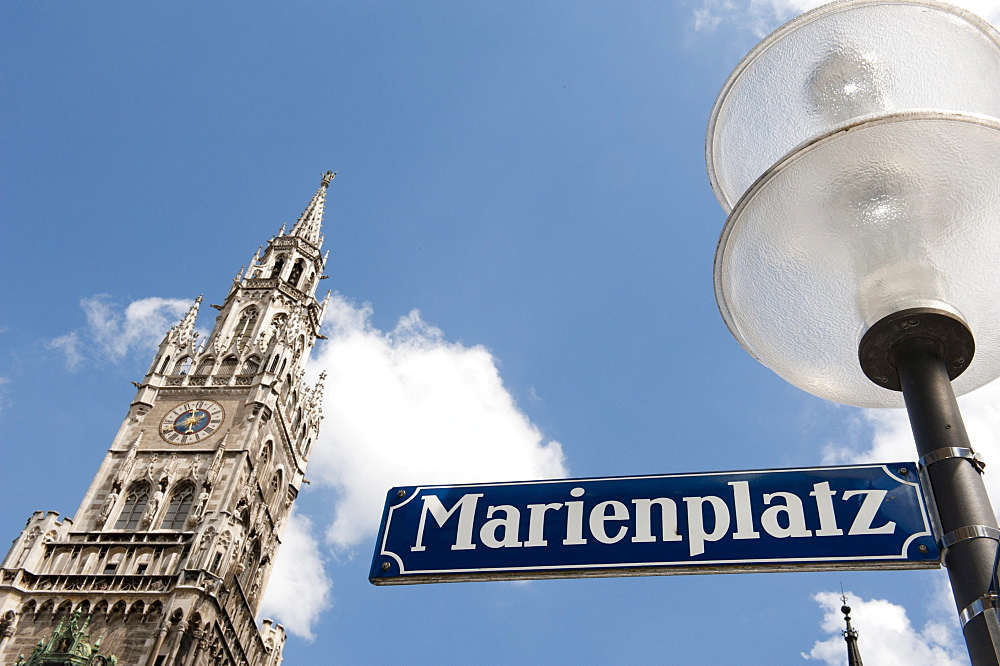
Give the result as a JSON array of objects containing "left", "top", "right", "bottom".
[
  {"left": 245, "top": 245, "right": 263, "bottom": 278},
  {"left": 841, "top": 592, "right": 864, "bottom": 666},
  {"left": 166, "top": 295, "right": 203, "bottom": 347},
  {"left": 290, "top": 171, "right": 336, "bottom": 245},
  {"left": 318, "top": 290, "right": 332, "bottom": 327}
]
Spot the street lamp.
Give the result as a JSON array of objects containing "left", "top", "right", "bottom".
[{"left": 707, "top": 1, "right": 1000, "bottom": 662}]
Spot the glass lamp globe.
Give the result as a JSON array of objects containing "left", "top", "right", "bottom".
[
  {"left": 708, "top": 0, "right": 1000, "bottom": 212},
  {"left": 707, "top": 0, "right": 1000, "bottom": 408}
]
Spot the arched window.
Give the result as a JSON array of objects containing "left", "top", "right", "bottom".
[
  {"left": 233, "top": 308, "right": 259, "bottom": 350},
  {"left": 218, "top": 356, "right": 238, "bottom": 376},
  {"left": 173, "top": 357, "right": 192, "bottom": 375},
  {"left": 269, "top": 471, "right": 282, "bottom": 498},
  {"left": 115, "top": 483, "right": 150, "bottom": 530},
  {"left": 195, "top": 357, "right": 215, "bottom": 375},
  {"left": 240, "top": 540, "right": 260, "bottom": 589},
  {"left": 288, "top": 259, "right": 304, "bottom": 287},
  {"left": 270, "top": 256, "right": 285, "bottom": 279},
  {"left": 241, "top": 355, "right": 261, "bottom": 375},
  {"left": 267, "top": 355, "right": 281, "bottom": 374},
  {"left": 259, "top": 441, "right": 272, "bottom": 466},
  {"left": 158, "top": 356, "right": 172, "bottom": 374},
  {"left": 160, "top": 485, "right": 195, "bottom": 530}
]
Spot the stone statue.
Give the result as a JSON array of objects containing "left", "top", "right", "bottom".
[
  {"left": 190, "top": 489, "right": 210, "bottom": 523},
  {"left": 143, "top": 488, "right": 163, "bottom": 525},
  {"left": 99, "top": 490, "right": 118, "bottom": 519}
]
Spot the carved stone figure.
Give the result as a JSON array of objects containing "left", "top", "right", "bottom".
[
  {"left": 190, "top": 489, "right": 210, "bottom": 524},
  {"left": 99, "top": 491, "right": 118, "bottom": 519}
]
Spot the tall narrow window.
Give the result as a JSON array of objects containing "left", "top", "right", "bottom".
[
  {"left": 270, "top": 256, "right": 285, "bottom": 279},
  {"left": 158, "top": 356, "right": 172, "bottom": 374},
  {"left": 115, "top": 484, "right": 150, "bottom": 530},
  {"left": 160, "top": 485, "right": 195, "bottom": 530},
  {"left": 233, "top": 307, "right": 258, "bottom": 350},
  {"left": 240, "top": 540, "right": 260, "bottom": 589},
  {"left": 267, "top": 355, "right": 281, "bottom": 373},
  {"left": 288, "top": 259, "right": 304, "bottom": 287}
]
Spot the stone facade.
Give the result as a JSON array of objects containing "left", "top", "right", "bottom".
[{"left": 0, "top": 173, "right": 336, "bottom": 665}]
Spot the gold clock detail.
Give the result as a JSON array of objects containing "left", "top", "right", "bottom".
[{"left": 159, "top": 400, "right": 225, "bottom": 445}]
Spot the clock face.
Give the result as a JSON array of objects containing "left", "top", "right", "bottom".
[{"left": 160, "top": 400, "right": 225, "bottom": 445}]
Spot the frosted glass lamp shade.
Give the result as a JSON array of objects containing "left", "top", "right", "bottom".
[
  {"left": 707, "top": 0, "right": 1000, "bottom": 212},
  {"left": 715, "top": 113, "right": 1000, "bottom": 407}
]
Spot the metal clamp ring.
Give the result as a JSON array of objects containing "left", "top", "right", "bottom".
[
  {"left": 939, "top": 525, "right": 1000, "bottom": 562},
  {"left": 961, "top": 594, "right": 1000, "bottom": 627},
  {"left": 918, "top": 447, "right": 985, "bottom": 473}
]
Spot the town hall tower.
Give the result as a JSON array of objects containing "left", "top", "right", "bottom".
[{"left": 0, "top": 173, "right": 336, "bottom": 665}]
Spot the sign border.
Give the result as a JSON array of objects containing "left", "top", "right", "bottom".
[{"left": 370, "top": 463, "right": 939, "bottom": 585}]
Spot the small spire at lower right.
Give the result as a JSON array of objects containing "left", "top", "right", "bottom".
[{"left": 841, "top": 591, "right": 864, "bottom": 666}]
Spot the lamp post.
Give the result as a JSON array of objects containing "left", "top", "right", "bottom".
[{"left": 706, "top": 1, "right": 1000, "bottom": 662}]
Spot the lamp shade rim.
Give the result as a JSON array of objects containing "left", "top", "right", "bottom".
[
  {"left": 713, "top": 111, "right": 1000, "bottom": 396},
  {"left": 705, "top": 0, "right": 1000, "bottom": 212}
]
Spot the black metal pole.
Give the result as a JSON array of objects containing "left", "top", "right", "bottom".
[{"left": 895, "top": 336, "right": 1000, "bottom": 665}]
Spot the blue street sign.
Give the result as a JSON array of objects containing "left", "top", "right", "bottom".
[{"left": 370, "top": 463, "right": 939, "bottom": 584}]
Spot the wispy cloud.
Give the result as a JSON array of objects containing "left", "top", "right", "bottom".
[
  {"left": 803, "top": 586, "right": 966, "bottom": 665},
  {"left": 259, "top": 510, "right": 331, "bottom": 641},
  {"left": 48, "top": 295, "right": 194, "bottom": 369},
  {"left": 694, "top": 0, "right": 1000, "bottom": 37}
]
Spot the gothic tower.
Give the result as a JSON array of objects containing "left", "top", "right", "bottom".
[{"left": 0, "top": 172, "right": 336, "bottom": 665}]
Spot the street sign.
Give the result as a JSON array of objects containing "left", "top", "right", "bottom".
[{"left": 370, "top": 463, "right": 939, "bottom": 584}]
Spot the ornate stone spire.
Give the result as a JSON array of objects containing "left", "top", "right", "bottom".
[
  {"left": 165, "top": 295, "right": 203, "bottom": 347},
  {"left": 289, "top": 171, "right": 335, "bottom": 245},
  {"left": 841, "top": 593, "right": 864, "bottom": 666}
]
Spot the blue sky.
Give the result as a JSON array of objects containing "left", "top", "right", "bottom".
[{"left": 5, "top": 1, "right": 1000, "bottom": 664}]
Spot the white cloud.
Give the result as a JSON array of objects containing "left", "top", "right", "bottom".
[
  {"left": 259, "top": 295, "right": 567, "bottom": 636},
  {"left": 259, "top": 510, "right": 331, "bottom": 641},
  {"left": 821, "top": 378, "right": 1000, "bottom": 511},
  {"left": 694, "top": 0, "right": 1000, "bottom": 36},
  {"left": 811, "top": 377, "right": 1000, "bottom": 663},
  {"left": 305, "top": 294, "right": 568, "bottom": 550},
  {"left": 49, "top": 295, "right": 194, "bottom": 368},
  {"left": 803, "top": 588, "right": 966, "bottom": 665}
]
